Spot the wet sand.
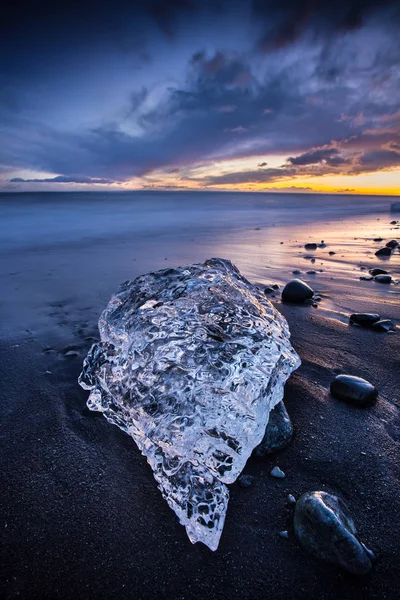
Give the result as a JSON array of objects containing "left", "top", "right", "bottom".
[{"left": 0, "top": 192, "right": 399, "bottom": 599}]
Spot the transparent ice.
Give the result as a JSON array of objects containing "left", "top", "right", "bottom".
[{"left": 79, "top": 258, "right": 300, "bottom": 550}]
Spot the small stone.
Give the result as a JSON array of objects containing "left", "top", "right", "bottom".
[
  {"left": 292, "top": 269, "right": 301, "bottom": 274},
  {"left": 253, "top": 401, "right": 293, "bottom": 456},
  {"left": 375, "top": 247, "right": 391, "bottom": 256},
  {"left": 306, "top": 270, "right": 316, "bottom": 274},
  {"left": 264, "top": 286, "right": 275, "bottom": 294},
  {"left": 360, "top": 276, "right": 373, "bottom": 281},
  {"left": 385, "top": 239, "right": 399, "bottom": 249},
  {"left": 314, "top": 296, "right": 322, "bottom": 302},
  {"left": 293, "top": 491, "right": 373, "bottom": 575},
  {"left": 287, "top": 494, "right": 297, "bottom": 505},
  {"left": 330, "top": 374, "right": 378, "bottom": 406},
  {"left": 369, "top": 268, "right": 388, "bottom": 276},
  {"left": 272, "top": 284, "right": 280, "bottom": 290},
  {"left": 310, "top": 258, "right": 316, "bottom": 263},
  {"left": 373, "top": 237, "right": 384, "bottom": 242},
  {"left": 374, "top": 274, "right": 392, "bottom": 284},
  {"left": 349, "top": 313, "right": 380, "bottom": 327},
  {"left": 282, "top": 279, "right": 314, "bottom": 303},
  {"left": 271, "top": 466, "right": 285, "bottom": 479},
  {"left": 372, "top": 319, "right": 395, "bottom": 332},
  {"left": 390, "top": 220, "right": 398, "bottom": 225},
  {"left": 328, "top": 251, "right": 336, "bottom": 255},
  {"left": 305, "top": 243, "right": 318, "bottom": 250},
  {"left": 238, "top": 475, "right": 255, "bottom": 488},
  {"left": 279, "top": 530, "right": 289, "bottom": 539}
]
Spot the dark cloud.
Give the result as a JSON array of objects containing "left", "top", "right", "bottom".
[
  {"left": 192, "top": 51, "right": 255, "bottom": 90},
  {"left": 10, "top": 175, "right": 115, "bottom": 184},
  {"left": 254, "top": 0, "right": 400, "bottom": 52},
  {"left": 201, "top": 167, "right": 296, "bottom": 186},
  {"left": 0, "top": 1, "right": 399, "bottom": 188},
  {"left": 147, "top": 0, "right": 196, "bottom": 38},
  {"left": 287, "top": 147, "right": 350, "bottom": 166},
  {"left": 272, "top": 186, "right": 314, "bottom": 192},
  {"left": 357, "top": 149, "right": 400, "bottom": 170}
]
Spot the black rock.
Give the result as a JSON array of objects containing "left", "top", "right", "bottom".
[
  {"left": 253, "top": 401, "right": 293, "bottom": 456},
  {"left": 306, "top": 270, "right": 316, "bottom": 274},
  {"left": 294, "top": 491, "right": 373, "bottom": 575},
  {"left": 373, "top": 238, "right": 384, "bottom": 242},
  {"left": 390, "top": 220, "right": 398, "bottom": 225},
  {"left": 282, "top": 279, "right": 314, "bottom": 303},
  {"left": 270, "top": 466, "right": 285, "bottom": 478},
  {"left": 349, "top": 313, "right": 380, "bottom": 327},
  {"left": 328, "top": 251, "right": 336, "bottom": 255},
  {"left": 375, "top": 247, "right": 391, "bottom": 256},
  {"left": 238, "top": 475, "right": 255, "bottom": 488},
  {"left": 272, "top": 283, "right": 280, "bottom": 290},
  {"left": 292, "top": 269, "right": 301, "bottom": 274},
  {"left": 279, "top": 530, "right": 289, "bottom": 539},
  {"left": 330, "top": 374, "right": 378, "bottom": 406},
  {"left": 372, "top": 319, "right": 395, "bottom": 332},
  {"left": 374, "top": 274, "right": 392, "bottom": 284},
  {"left": 264, "top": 286, "right": 275, "bottom": 294},
  {"left": 386, "top": 239, "right": 399, "bottom": 249},
  {"left": 369, "top": 268, "right": 388, "bottom": 276},
  {"left": 305, "top": 243, "right": 318, "bottom": 250}
]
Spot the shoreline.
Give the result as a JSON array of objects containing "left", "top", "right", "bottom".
[
  {"left": 1, "top": 195, "right": 399, "bottom": 599},
  {"left": 1, "top": 299, "right": 399, "bottom": 599}
]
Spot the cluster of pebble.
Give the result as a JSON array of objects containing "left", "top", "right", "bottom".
[
  {"left": 239, "top": 374, "right": 378, "bottom": 574},
  {"left": 254, "top": 224, "right": 399, "bottom": 574}
]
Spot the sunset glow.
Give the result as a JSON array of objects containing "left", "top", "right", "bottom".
[{"left": 1, "top": 1, "right": 399, "bottom": 195}]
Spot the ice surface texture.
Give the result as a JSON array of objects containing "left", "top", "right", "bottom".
[{"left": 79, "top": 258, "right": 300, "bottom": 550}]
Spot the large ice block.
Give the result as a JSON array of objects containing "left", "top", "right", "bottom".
[{"left": 79, "top": 258, "right": 300, "bottom": 550}]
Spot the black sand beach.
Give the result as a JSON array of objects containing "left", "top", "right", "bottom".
[{"left": 1, "top": 192, "right": 399, "bottom": 599}]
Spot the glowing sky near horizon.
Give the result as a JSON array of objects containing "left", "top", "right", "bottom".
[{"left": 1, "top": 0, "right": 399, "bottom": 194}]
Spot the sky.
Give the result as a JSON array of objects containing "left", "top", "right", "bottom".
[{"left": 0, "top": 0, "right": 399, "bottom": 194}]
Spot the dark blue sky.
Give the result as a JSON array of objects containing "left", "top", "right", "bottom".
[{"left": 1, "top": 0, "right": 399, "bottom": 193}]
